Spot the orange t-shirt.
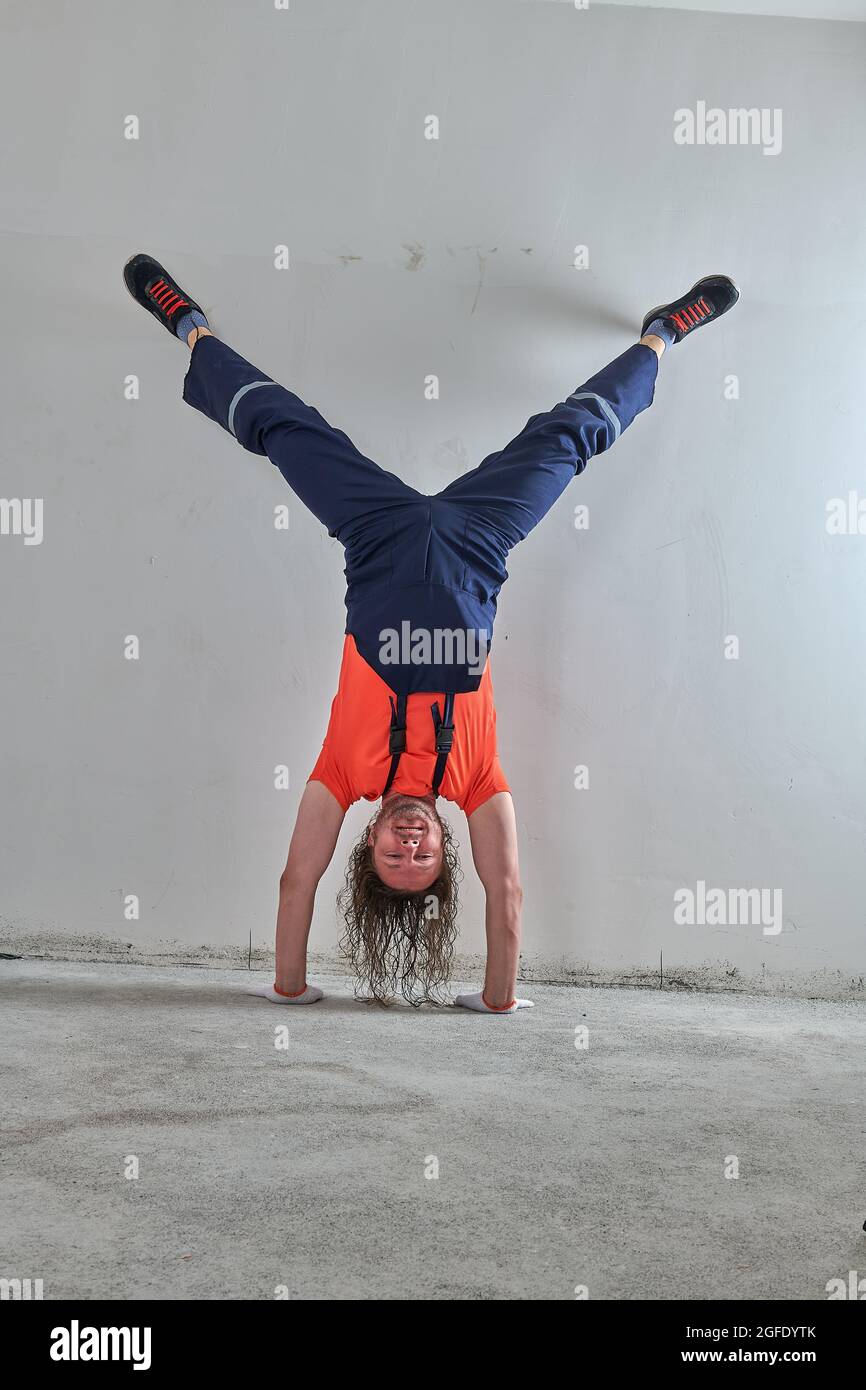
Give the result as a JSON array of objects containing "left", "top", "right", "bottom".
[{"left": 309, "top": 636, "right": 510, "bottom": 817}]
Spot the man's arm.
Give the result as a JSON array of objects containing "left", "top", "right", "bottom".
[
  {"left": 466, "top": 791, "right": 529, "bottom": 1010},
  {"left": 273, "top": 780, "right": 346, "bottom": 995}
]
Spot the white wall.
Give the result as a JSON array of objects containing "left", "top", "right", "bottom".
[
  {"left": 1, "top": 0, "right": 864, "bottom": 995},
  {"left": 591, "top": 0, "right": 866, "bottom": 21}
]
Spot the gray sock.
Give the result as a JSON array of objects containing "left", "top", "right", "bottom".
[
  {"left": 176, "top": 309, "right": 209, "bottom": 342},
  {"left": 643, "top": 316, "right": 676, "bottom": 348}
]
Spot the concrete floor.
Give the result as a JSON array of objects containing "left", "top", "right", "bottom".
[{"left": 1, "top": 960, "right": 864, "bottom": 1301}]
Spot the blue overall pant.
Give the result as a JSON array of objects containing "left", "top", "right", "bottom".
[{"left": 182, "top": 336, "right": 658, "bottom": 693}]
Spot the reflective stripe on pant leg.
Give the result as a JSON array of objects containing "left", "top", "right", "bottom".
[
  {"left": 566, "top": 391, "right": 621, "bottom": 443},
  {"left": 227, "top": 380, "right": 273, "bottom": 436}
]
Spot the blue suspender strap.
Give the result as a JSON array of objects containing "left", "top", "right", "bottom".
[
  {"left": 382, "top": 692, "right": 456, "bottom": 800},
  {"left": 382, "top": 692, "right": 408, "bottom": 797},
  {"left": 430, "top": 693, "right": 456, "bottom": 797}
]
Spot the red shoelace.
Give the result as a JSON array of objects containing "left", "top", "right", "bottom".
[
  {"left": 147, "top": 277, "right": 190, "bottom": 318},
  {"left": 670, "top": 296, "right": 713, "bottom": 334}
]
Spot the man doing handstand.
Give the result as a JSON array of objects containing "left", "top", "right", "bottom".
[{"left": 124, "top": 254, "right": 738, "bottom": 1012}]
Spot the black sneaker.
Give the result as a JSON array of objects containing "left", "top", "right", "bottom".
[
  {"left": 123, "top": 252, "right": 205, "bottom": 338},
  {"left": 641, "top": 274, "right": 739, "bottom": 343}
]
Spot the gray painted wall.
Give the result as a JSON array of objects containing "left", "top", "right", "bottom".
[
  {"left": 1, "top": 0, "right": 864, "bottom": 995},
  {"left": 592, "top": 0, "right": 866, "bottom": 21}
]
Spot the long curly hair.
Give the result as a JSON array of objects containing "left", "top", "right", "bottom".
[{"left": 337, "top": 812, "right": 461, "bottom": 1007}]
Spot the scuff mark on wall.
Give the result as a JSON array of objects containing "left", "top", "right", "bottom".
[
  {"left": 471, "top": 246, "right": 498, "bottom": 316},
  {"left": 402, "top": 242, "right": 425, "bottom": 271}
]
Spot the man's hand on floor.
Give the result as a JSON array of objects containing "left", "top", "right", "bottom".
[
  {"left": 454, "top": 991, "right": 534, "bottom": 1014},
  {"left": 250, "top": 983, "right": 324, "bottom": 1005}
]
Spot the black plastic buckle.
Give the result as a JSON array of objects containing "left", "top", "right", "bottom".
[
  {"left": 435, "top": 726, "right": 454, "bottom": 753},
  {"left": 389, "top": 728, "right": 407, "bottom": 755}
]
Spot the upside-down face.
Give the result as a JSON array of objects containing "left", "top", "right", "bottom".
[{"left": 367, "top": 793, "right": 444, "bottom": 892}]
